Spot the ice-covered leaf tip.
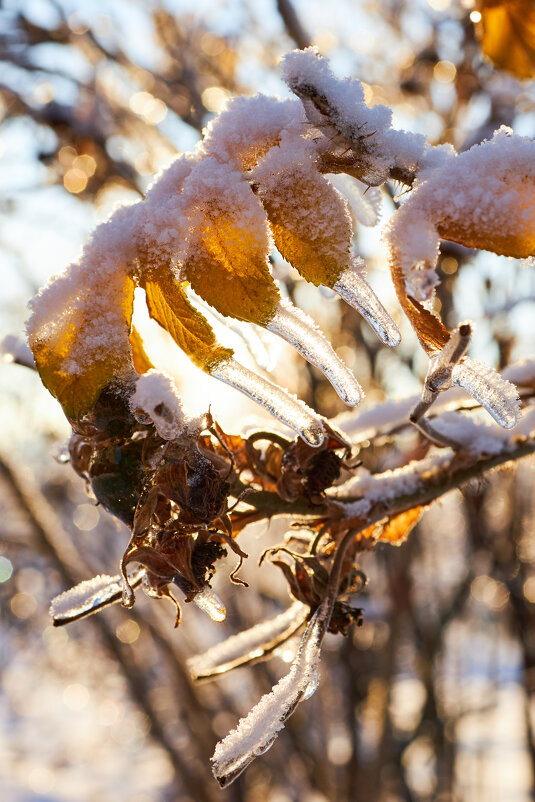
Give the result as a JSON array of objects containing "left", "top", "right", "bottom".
[{"left": 26, "top": 49, "right": 405, "bottom": 445}]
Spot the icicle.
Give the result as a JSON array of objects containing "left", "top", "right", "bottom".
[
  {"left": 188, "top": 601, "right": 309, "bottom": 679},
  {"left": 266, "top": 298, "right": 363, "bottom": 406},
  {"left": 192, "top": 585, "right": 227, "bottom": 622},
  {"left": 327, "top": 174, "right": 382, "bottom": 227},
  {"left": 452, "top": 358, "right": 520, "bottom": 429},
  {"left": 50, "top": 568, "right": 145, "bottom": 626},
  {"left": 333, "top": 260, "right": 401, "bottom": 347},
  {"left": 211, "top": 604, "right": 325, "bottom": 788},
  {"left": 211, "top": 358, "right": 325, "bottom": 446}
]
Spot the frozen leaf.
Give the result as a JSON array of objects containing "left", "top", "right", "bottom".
[
  {"left": 182, "top": 159, "right": 279, "bottom": 325},
  {"left": 28, "top": 269, "right": 136, "bottom": 419},
  {"left": 211, "top": 358, "right": 325, "bottom": 446},
  {"left": 452, "top": 358, "right": 521, "bottom": 429},
  {"left": 211, "top": 603, "right": 326, "bottom": 787},
  {"left": 267, "top": 299, "right": 363, "bottom": 406},
  {"left": 476, "top": 0, "right": 535, "bottom": 79},
  {"left": 251, "top": 137, "right": 355, "bottom": 288},
  {"left": 50, "top": 568, "right": 145, "bottom": 626},
  {"left": 188, "top": 601, "right": 309, "bottom": 680},
  {"left": 144, "top": 272, "right": 233, "bottom": 371}
]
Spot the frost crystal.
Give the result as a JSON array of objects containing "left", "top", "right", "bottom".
[
  {"left": 211, "top": 357, "right": 325, "bottom": 446},
  {"left": 50, "top": 569, "right": 145, "bottom": 626},
  {"left": 267, "top": 299, "right": 363, "bottom": 406},
  {"left": 452, "top": 358, "right": 521, "bottom": 429},
  {"left": 130, "top": 369, "right": 186, "bottom": 440},
  {"left": 211, "top": 604, "right": 325, "bottom": 788},
  {"left": 188, "top": 601, "right": 309, "bottom": 680}
]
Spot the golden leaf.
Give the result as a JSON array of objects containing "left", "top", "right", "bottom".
[
  {"left": 376, "top": 506, "right": 425, "bottom": 546},
  {"left": 186, "top": 212, "right": 279, "bottom": 325},
  {"left": 143, "top": 271, "right": 233, "bottom": 371},
  {"left": 476, "top": 0, "right": 535, "bottom": 79},
  {"left": 258, "top": 169, "right": 353, "bottom": 288},
  {"left": 129, "top": 326, "right": 155, "bottom": 374},
  {"left": 29, "top": 272, "right": 135, "bottom": 420}
]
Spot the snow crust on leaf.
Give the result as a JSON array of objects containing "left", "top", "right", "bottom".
[
  {"left": 201, "top": 94, "right": 303, "bottom": 170},
  {"left": 188, "top": 601, "right": 309, "bottom": 679},
  {"left": 452, "top": 358, "right": 521, "bottom": 429},
  {"left": 211, "top": 604, "right": 324, "bottom": 788},
  {"left": 50, "top": 568, "right": 145, "bottom": 625},
  {"left": 386, "top": 127, "right": 535, "bottom": 304},
  {"left": 211, "top": 357, "right": 325, "bottom": 446},
  {"left": 130, "top": 369, "right": 186, "bottom": 440},
  {"left": 267, "top": 298, "right": 363, "bottom": 406}
]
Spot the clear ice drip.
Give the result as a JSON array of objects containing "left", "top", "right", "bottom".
[
  {"left": 211, "top": 604, "right": 325, "bottom": 788},
  {"left": 453, "top": 358, "right": 520, "bottom": 429},
  {"left": 50, "top": 568, "right": 145, "bottom": 626},
  {"left": 334, "top": 260, "right": 401, "bottom": 347},
  {"left": 266, "top": 299, "right": 363, "bottom": 406},
  {"left": 188, "top": 601, "right": 309, "bottom": 679},
  {"left": 192, "top": 585, "right": 227, "bottom": 622},
  {"left": 211, "top": 357, "right": 325, "bottom": 446}
]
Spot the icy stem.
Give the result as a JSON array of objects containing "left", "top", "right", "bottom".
[
  {"left": 188, "top": 601, "right": 309, "bottom": 679},
  {"left": 267, "top": 299, "right": 363, "bottom": 406},
  {"left": 192, "top": 585, "right": 227, "bottom": 622},
  {"left": 50, "top": 568, "right": 145, "bottom": 626},
  {"left": 211, "top": 604, "right": 325, "bottom": 788},
  {"left": 453, "top": 358, "right": 521, "bottom": 429},
  {"left": 211, "top": 357, "right": 325, "bottom": 446},
  {"left": 334, "top": 260, "right": 401, "bottom": 347}
]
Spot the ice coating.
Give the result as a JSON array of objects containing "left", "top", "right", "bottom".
[
  {"left": 211, "top": 358, "right": 325, "bottom": 446},
  {"left": 130, "top": 369, "right": 186, "bottom": 440},
  {"left": 211, "top": 605, "right": 324, "bottom": 788},
  {"left": 334, "top": 260, "right": 401, "bottom": 346},
  {"left": 188, "top": 601, "right": 309, "bottom": 679},
  {"left": 267, "top": 299, "right": 363, "bottom": 406},
  {"left": 452, "top": 358, "right": 521, "bottom": 429},
  {"left": 50, "top": 568, "right": 145, "bottom": 626},
  {"left": 327, "top": 174, "right": 382, "bottom": 227},
  {"left": 192, "top": 585, "right": 227, "bottom": 622}
]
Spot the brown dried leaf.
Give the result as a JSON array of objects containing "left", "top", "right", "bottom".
[
  {"left": 476, "top": 0, "right": 535, "bottom": 79},
  {"left": 376, "top": 506, "right": 425, "bottom": 546}
]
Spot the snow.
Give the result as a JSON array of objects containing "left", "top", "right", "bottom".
[
  {"left": 188, "top": 601, "right": 309, "bottom": 680},
  {"left": 211, "top": 604, "right": 324, "bottom": 787},
  {"left": 130, "top": 369, "right": 186, "bottom": 440},
  {"left": 267, "top": 298, "right": 363, "bottom": 406},
  {"left": 1, "top": 333, "right": 36, "bottom": 369}
]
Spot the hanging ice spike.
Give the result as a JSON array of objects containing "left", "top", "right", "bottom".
[
  {"left": 211, "top": 357, "right": 326, "bottom": 446},
  {"left": 334, "top": 259, "right": 401, "bottom": 347},
  {"left": 266, "top": 298, "right": 363, "bottom": 406}
]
